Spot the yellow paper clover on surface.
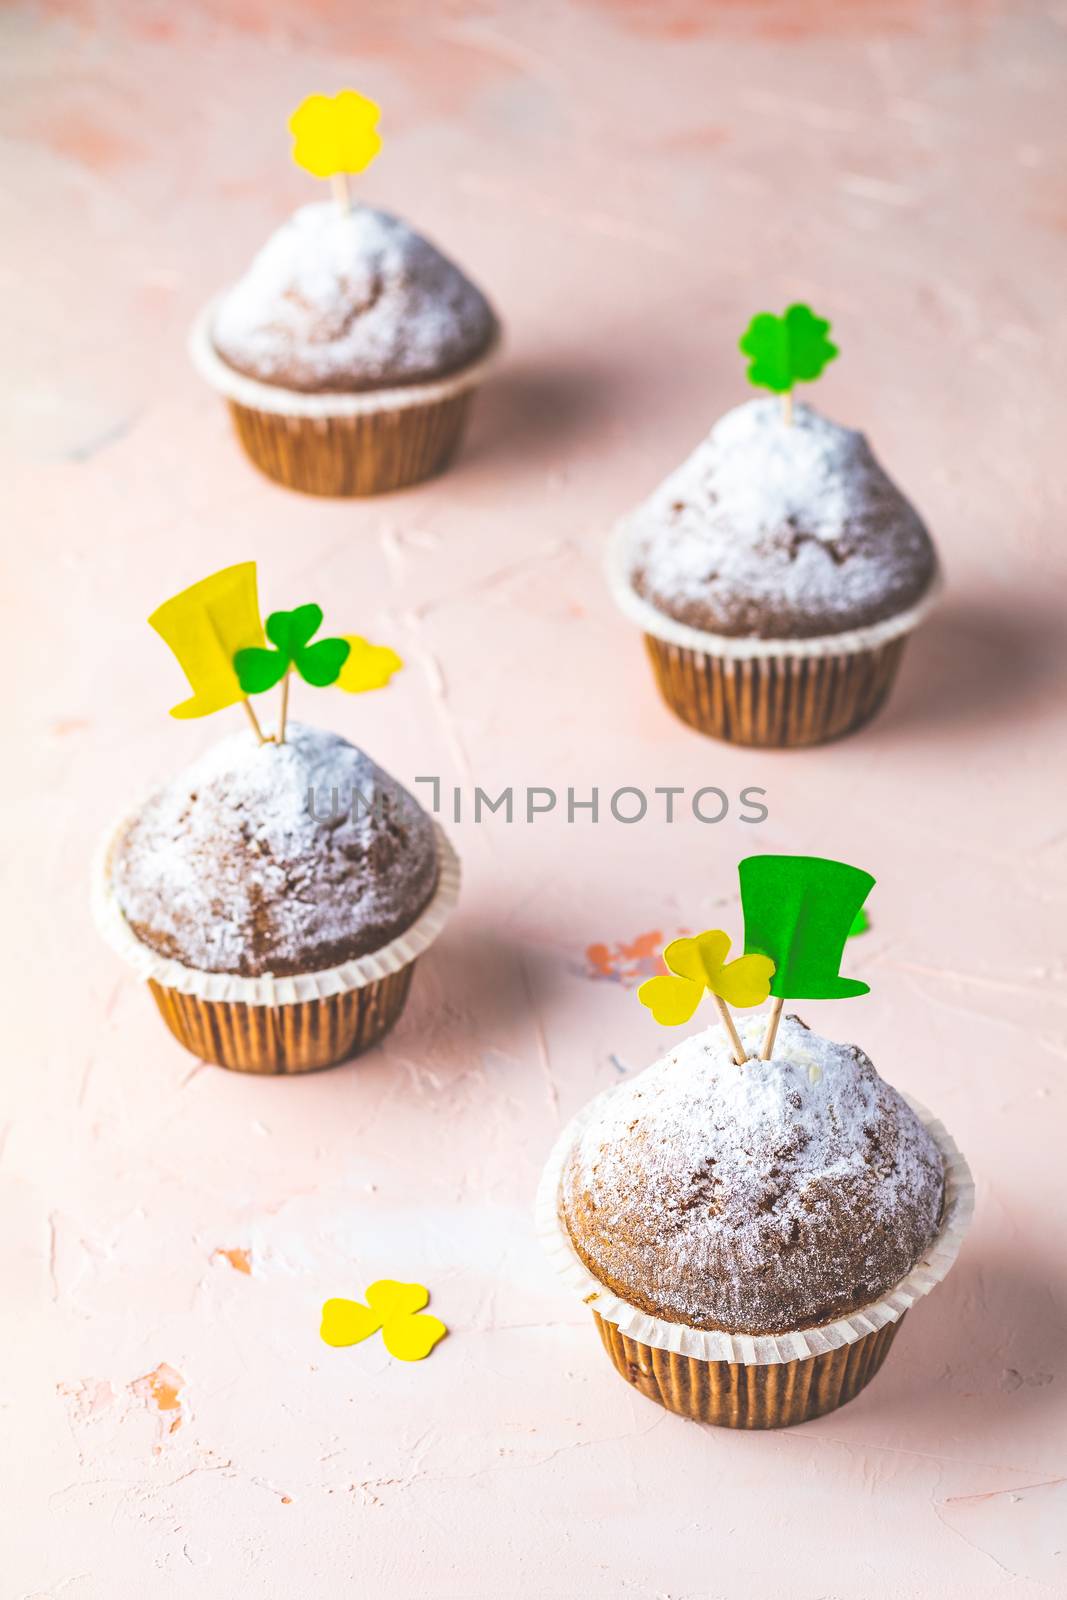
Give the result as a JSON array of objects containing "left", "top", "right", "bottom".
[
  {"left": 637, "top": 930, "right": 775, "bottom": 1026},
  {"left": 289, "top": 90, "right": 382, "bottom": 180},
  {"left": 320, "top": 1280, "right": 446, "bottom": 1362},
  {"left": 336, "top": 637, "right": 403, "bottom": 694}
]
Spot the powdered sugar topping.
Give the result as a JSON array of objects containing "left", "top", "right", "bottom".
[
  {"left": 111, "top": 723, "right": 438, "bottom": 978},
  {"left": 626, "top": 399, "right": 937, "bottom": 639},
  {"left": 560, "top": 1013, "right": 944, "bottom": 1334},
  {"left": 212, "top": 202, "right": 497, "bottom": 393}
]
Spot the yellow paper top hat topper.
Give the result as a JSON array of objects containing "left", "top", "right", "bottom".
[
  {"left": 148, "top": 561, "right": 402, "bottom": 746},
  {"left": 289, "top": 89, "right": 382, "bottom": 210}
]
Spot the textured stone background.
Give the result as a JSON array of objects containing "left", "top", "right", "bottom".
[{"left": 4, "top": 1, "right": 1066, "bottom": 1595}]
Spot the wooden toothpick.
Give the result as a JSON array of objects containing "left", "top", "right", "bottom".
[
  {"left": 331, "top": 172, "right": 353, "bottom": 213},
  {"left": 760, "top": 996, "right": 784, "bottom": 1061},
  {"left": 712, "top": 996, "right": 747, "bottom": 1067},
  {"left": 241, "top": 697, "right": 268, "bottom": 745},
  {"left": 277, "top": 669, "right": 291, "bottom": 746},
  {"left": 781, "top": 390, "right": 794, "bottom": 426}
]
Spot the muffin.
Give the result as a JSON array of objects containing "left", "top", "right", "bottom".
[
  {"left": 190, "top": 201, "right": 499, "bottom": 496},
  {"left": 609, "top": 398, "right": 940, "bottom": 746},
  {"left": 93, "top": 722, "right": 460, "bottom": 1073},
  {"left": 540, "top": 1012, "right": 972, "bottom": 1428}
]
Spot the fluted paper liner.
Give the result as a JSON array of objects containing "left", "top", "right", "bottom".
[
  {"left": 606, "top": 519, "right": 942, "bottom": 662},
  {"left": 537, "top": 1084, "right": 973, "bottom": 1367},
  {"left": 91, "top": 815, "right": 460, "bottom": 1007},
  {"left": 189, "top": 300, "right": 500, "bottom": 419}
]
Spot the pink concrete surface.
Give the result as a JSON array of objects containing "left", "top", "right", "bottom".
[{"left": 4, "top": 1, "right": 1067, "bottom": 1595}]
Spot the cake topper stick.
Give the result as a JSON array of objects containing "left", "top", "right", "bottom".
[
  {"left": 638, "top": 931, "right": 775, "bottom": 1066},
  {"left": 240, "top": 698, "right": 269, "bottom": 746},
  {"left": 760, "top": 997, "right": 784, "bottom": 1061},
  {"left": 738, "top": 304, "right": 838, "bottom": 426},
  {"left": 289, "top": 91, "right": 383, "bottom": 217},
  {"left": 278, "top": 667, "right": 291, "bottom": 744},
  {"left": 738, "top": 854, "right": 875, "bottom": 1061},
  {"left": 712, "top": 994, "right": 748, "bottom": 1066}
]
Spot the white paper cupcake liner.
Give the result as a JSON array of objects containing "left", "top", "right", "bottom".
[
  {"left": 537, "top": 1082, "right": 974, "bottom": 1367},
  {"left": 606, "top": 519, "right": 943, "bottom": 662},
  {"left": 91, "top": 814, "right": 460, "bottom": 1007},
  {"left": 189, "top": 298, "right": 501, "bottom": 419}
]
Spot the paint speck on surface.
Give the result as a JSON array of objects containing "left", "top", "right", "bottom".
[
  {"left": 658, "top": 122, "right": 729, "bottom": 153},
  {"left": 131, "top": 1364, "right": 185, "bottom": 1442},
  {"left": 580, "top": 0, "right": 986, "bottom": 43},
  {"left": 56, "top": 1377, "right": 117, "bottom": 1423},
  {"left": 585, "top": 931, "right": 667, "bottom": 986},
  {"left": 41, "top": 109, "right": 138, "bottom": 172},
  {"left": 214, "top": 1247, "right": 252, "bottom": 1275},
  {"left": 1001, "top": 1367, "right": 1055, "bottom": 1392},
  {"left": 60, "top": 1366, "right": 187, "bottom": 1453}
]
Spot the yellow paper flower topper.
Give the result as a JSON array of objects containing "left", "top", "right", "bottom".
[
  {"left": 337, "top": 637, "right": 403, "bottom": 694},
  {"left": 289, "top": 90, "right": 382, "bottom": 180},
  {"left": 638, "top": 930, "right": 775, "bottom": 1026},
  {"left": 320, "top": 1280, "right": 447, "bottom": 1362}
]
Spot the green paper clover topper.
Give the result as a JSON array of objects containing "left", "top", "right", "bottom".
[
  {"left": 739, "top": 854, "right": 874, "bottom": 1000},
  {"left": 234, "top": 604, "right": 351, "bottom": 695},
  {"left": 738, "top": 304, "right": 838, "bottom": 395}
]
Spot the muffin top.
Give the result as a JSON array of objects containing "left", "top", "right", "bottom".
[
  {"left": 625, "top": 399, "right": 937, "bottom": 640},
  {"left": 212, "top": 202, "right": 497, "bottom": 394},
  {"left": 559, "top": 1013, "right": 944, "bottom": 1335},
  {"left": 111, "top": 723, "right": 438, "bottom": 978}
]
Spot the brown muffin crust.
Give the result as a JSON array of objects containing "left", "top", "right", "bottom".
[
  {"left": 212, "top": 202, "right": 497, "bottom": 395},
  {"left": 111, "top": 723, "right": 438, "bottom": 978},
  {"left": 559, "top": 1014, "right": 944, "bottom": 1335},
  {"left": 626, "top": 399, "right": 937, "bottom": 640}
]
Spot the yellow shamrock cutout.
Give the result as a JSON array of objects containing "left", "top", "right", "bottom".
[
  {"left": 320, "top": 1280, "right": 446, "bottom": 1362},
  {"left": 638, "top": 930, "right": 775, "bottom": 1026},
  {"left": 336, "top": 637, "right": 403, "bottom": 694},
  {"left": 289, "top": 91, "right": 382, "bottom": 180}
]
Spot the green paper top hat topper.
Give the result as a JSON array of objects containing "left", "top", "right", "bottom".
[
  {"left": 739, "top": 854, "right": 874, "bottom": 1001},
  {"left": 148, "top": 561, "right": 403, "bottom": 746},
  {"left": 637, "top": 854, "right": 873, "bottom": 1064},
  {"left": 740, "top": 852, "right": 874, "bottom": 1058},
  {"left": 739, "top": 303, "right": 838, "bottom": 424}
]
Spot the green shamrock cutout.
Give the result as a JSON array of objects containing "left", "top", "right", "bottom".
[
  {"left": 738, "top": 304, "right": 838, "bottom": 395},
  {"left": 234, "top": 604, "right": 351, "bottom": 694}
]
